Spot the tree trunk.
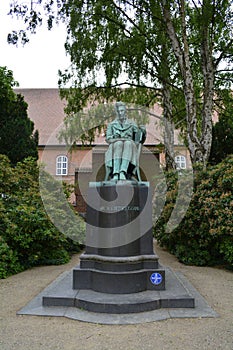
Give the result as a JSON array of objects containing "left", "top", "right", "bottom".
[
  {"left": 161, "top": 0, "right": 214, "bottom": 167},
  {"left": 200, "top": 0, "right": 215, "bottom": 167},
  {"left": 162, "top": 84, "right": 176, "bottom": 170}
]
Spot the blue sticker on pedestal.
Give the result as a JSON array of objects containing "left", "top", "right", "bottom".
[{"left": 150, "top": 272, "right": 163, "bottom": 285}]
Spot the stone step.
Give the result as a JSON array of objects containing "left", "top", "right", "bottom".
[{"left": 42, "top": 267, "right": 195, "bottom": 314}]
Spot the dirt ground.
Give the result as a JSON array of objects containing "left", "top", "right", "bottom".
[{"left": 0, "top": 242, "right": 232, "bottom": 350}]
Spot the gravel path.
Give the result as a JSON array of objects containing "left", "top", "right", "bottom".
[{"left": 0, "top": 242, "right": 232, "bottom": 350}]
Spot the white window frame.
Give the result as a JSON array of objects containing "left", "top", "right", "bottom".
[
  {"left": 56, "top": 155, "right": 68, "bottom": 176},
  {"left": 175, "top": 155, "right": 186, "bottom": 169}
]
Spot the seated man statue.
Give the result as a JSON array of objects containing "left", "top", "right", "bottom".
[{"left": 105, "top": 101, "right": 146, "bottom": 181}]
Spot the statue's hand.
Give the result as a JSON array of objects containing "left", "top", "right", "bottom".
[
  {"left": 107, "top": 137, "right": 132, "bottom": 144},
  {"left": 139, "top": 125, "right": 146, "bottom": 131},
  {"left": 107, "top": 138, "right": 122, "bottom": 143},
  {"left": 138, "top": 125, "right": 146, "bottom": 144},
  {"left": 112, "top": 138, "right": 128, "bottom": 142}
]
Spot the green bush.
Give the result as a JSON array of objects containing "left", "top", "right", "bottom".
[
  {"left": 0, "top": 236, "right": 22, "bottom": 278},
  {"left": 154, "top": 156, "right": 233, "bottom": 268},
  {"left": 0, "top": 155, "right": 85, "bottom": 278}
]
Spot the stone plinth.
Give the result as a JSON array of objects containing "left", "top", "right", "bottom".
[
  {"left": 73, "top": 181, "right": 166, "bottom": 295},
  {"left": 41, "top": 181, "right": 195, "bottom": 315}
]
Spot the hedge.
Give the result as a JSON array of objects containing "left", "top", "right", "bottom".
[
  {"left": 154, "top": 156, "right": 233, "bottom": 268},
  {"left": 0, "top": 155, "right": 85, "bottom": 278}
]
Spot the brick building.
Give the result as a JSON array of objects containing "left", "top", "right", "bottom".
[{"left": 16, "top": 88, "right": 191, "bottom": 213}]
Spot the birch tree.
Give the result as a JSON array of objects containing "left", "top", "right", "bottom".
[
  {"left": 160, "top": 0, "right": 232, "bottom": 166},
  {"left": 8, "top": 0, "right": 233, "bottom": 168}
]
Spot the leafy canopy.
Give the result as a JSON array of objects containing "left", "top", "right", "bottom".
[
  {"left": 0, "top": 66, "right": 38, "bottom": 165},
  {"left": 7, "top": 1, "right": 233, "bottom": 166}
]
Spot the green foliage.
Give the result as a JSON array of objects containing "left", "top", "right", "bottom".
[
  {"left": 58, "top": 101, "right": 150, "bottom": 147},
  {"left": 154, "top": 156, "right": 233, "bottom": 268},
  {"left": 7, "top": 1, "right": 233, "bottom": 168},
  {"left": 0, "top": 155, "right": 84, "bottom": 279},
  {"left": 0, "top": 66, "right": 38, "bottom": 165},
  {"left": 39, "top": 168, "right": 86, "bottom": 245},
  {"left": 0, "top": 235, "right": 22, "bottom": 279},
  {"left": 209, "top": 91, "right": 233, "bottom": 165},
  {"left": 58, "top": 103, "right": 113, "bottom": 146}
]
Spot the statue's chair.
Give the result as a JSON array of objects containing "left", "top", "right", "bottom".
[{"left": 104, "top": 129, "right": 144, "bottom": 182}]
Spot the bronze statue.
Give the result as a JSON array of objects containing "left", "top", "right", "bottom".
[{"left": 105, "top": 102, "right": 146, "bottom": 181}]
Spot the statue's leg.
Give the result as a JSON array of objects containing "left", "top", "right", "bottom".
[
  {"left": 113, "top": 141, "right": 123, "bottom": 180},
  {"left": 119, "top": 140, "right": 133, "bottom": 179}
]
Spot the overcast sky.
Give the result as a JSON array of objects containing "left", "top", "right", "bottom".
[{"left": 0, "top": 1, "right": 70, "bottom": 88}]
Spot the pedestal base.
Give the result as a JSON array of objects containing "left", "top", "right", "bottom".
[
  {"left": 44, "top": 182, "right": 192, "bottom": 314},
  {"left": 42, "top": 267, "right": 194, "bottom": 314},
  {"left": 17, "top": 257, "right": 219, "bottom": 324},
  {"left": 73, "top": 267, "right": 165, "bottom": 293},
  {"left": 72, "top": 181, "right": 167, "bottom": 297}
]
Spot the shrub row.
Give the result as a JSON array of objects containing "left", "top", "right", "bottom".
[
  {"left": 0, "top": 155, "right": 85, "bottom": 278},
  {"left": 153, "top": 156, "right": 233, "bottom": 268}
]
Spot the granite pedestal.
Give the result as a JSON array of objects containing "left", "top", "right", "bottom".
[
  {"left": 73, "top": 181, "right": 165, "bottom": 295},
  {"left": 42, "top": 181, "right": 195, "bottom": 314}
]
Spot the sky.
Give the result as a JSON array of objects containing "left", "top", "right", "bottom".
[{"left": 0, "top": 1, "right": 70, "bottom": 88}]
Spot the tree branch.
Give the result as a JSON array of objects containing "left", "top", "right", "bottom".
[{"left": 214, "top": 39, "right": 233, "bottom": 68}]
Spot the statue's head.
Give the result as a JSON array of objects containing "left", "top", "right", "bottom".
[{"left": 115, "top": 101, "right": 126, "bottom": 122}]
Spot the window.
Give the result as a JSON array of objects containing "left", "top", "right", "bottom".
[
  {"left": 56, "top": 155, "right": 68, "bottom": 175},
  {"left": 175, "top": 155, "right": 186, "bottom": 169}
]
